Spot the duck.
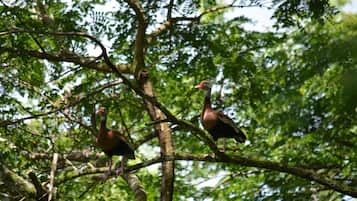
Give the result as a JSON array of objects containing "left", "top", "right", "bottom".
[{"left": 195, "top": 80, "right": 246, "bottom": 144}]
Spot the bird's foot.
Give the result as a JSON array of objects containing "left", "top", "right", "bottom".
[
  {"left": 203, "top": 153, "right": 216, "bottom": 159},
  {"left": 95, "top": 171, "right": 110, "bottom": 182},
  {"left": 219, "top": 148, "right": 226, "bottom": 153},
  {"left": 114, "top": 167, "right": 123, "bottom": 176}
]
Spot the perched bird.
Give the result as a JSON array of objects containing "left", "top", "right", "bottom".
[
  {"left": 96, "top": 107, "right": 135, "bottom": 175},
  {"left": 195, "top": 80, "right": 247, "bottom": 144}
]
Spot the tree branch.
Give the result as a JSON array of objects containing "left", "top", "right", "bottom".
[
  {"left": 27, "top": 150, "right": 101, "bottom": 162},
  {"left": 124, "top": 0, "right": 147, "bottom": 75},
  {"left": 0, "top": 163, "right": 36, "bottom": 197},
  {"left": 53, "top": 152, "right": 357, "bottom": 197},
  {"left": 122, "top": 173, "right": 147, "bottom": 201},
  {"left": 166, "top": 0, "right": 175, "bottom": 20},
  {"left": 48, "top": 153, "right": 59, "bottom": 201},
  {"left": 124, "top": 1, "right": 175, "bottom": 200},
  {"left": 0, "top": 30, "right": 133, "bottom": 74},
  {"left": 172, "top": 153, "right": 357, "bottom": 197}
]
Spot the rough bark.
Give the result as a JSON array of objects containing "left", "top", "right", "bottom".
[
  {"left": 124, "top": 0, "right": 175, "bottom": 200},
  {"left": 48, "top": 153, "right": 58, "bottom": 201},
  {"left": 139, "top": 71, "right": 175, "bottom": 201},
  {"left": 122, "top": 173, "right": 147, "bottom": 201},
  {"left": 0, "top": 163, "right": 36, "bottom": 198}
]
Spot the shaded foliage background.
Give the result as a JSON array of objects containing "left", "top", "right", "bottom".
[{"left": 0, "top": 0, "right": 356, "bottom": 200}]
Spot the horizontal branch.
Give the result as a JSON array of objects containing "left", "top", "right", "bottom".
[
  {"left": 0, "top": 108, "right": 59, "bottom": 127},
  {"left": 27, "top": 150, "right": 103, "bottom": 163},
  {"left": 54, "top": 152, "right": 357, "bottom": 197},
  {"left": 0, "top": 29, "right": 133, "bottom": 74},
  {"left": 172, "top": 154, "right": 357, "bottom": 197},
  {"left": 1, "top": 47, "right": 132, "bottom": 74}
]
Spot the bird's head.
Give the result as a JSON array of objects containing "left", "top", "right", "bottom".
[
  {"left": 195, "top": 80, "right": 211, "bottom": 90},
  {"left": 97, "top": 107, "right": 107, "bottom": 121}
]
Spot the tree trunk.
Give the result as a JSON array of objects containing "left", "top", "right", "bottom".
[{"left": 139, "top": 70, "right": 175, "bottom": 201}]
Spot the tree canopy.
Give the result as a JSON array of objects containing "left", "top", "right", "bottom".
[{"left": 0, "top": 0, "right": 356, "bottom": 200}]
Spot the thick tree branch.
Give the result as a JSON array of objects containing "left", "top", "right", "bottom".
[
  {"left": 124, "top": 1, "right": 175, "bottom": 200},
  {"left": 54, "top": 153, "right": 357, "bottom": 197},
  {"left": 135, "top": 47, "right": 175, "bottom": 201},
  {"left": 173, "top": 154, "right": 357, "bottom": 197},
  {"left": 124, "top": 0, "right": 147, "bottom": 25},
  {"left": 0, "top": 29, "right": 133, "bottom": 74},
  {"left": 48, "top": 153, "right": 59, "bottom": 201},
  {"left": 124, "top": 0, "right": 147, "bottom": 75},
  {"left": 27, "top": 151, "right": 102, "bottom": 163},
  {"left": 122, "top": 173, "right": 147, "bottom": 201},
  {"left": 0, "top": 163, "right": 36, "bottom": 197},
  {"left": 0, "top": 46, "right": 132, "bottom": 74}
]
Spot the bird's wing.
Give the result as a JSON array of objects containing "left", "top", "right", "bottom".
[
  {"left": 217, "top": 112, "right": 241, "bottom": 133},
  {"left": 217, "top": 111, "right": 247, "bottom": 142},
  {"left": 112, "top": 130, "right": 134, "bottom": 149}
]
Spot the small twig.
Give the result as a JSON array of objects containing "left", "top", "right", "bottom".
[
  {"left": 61, "top": 111, "right": 95, "bottom": 135},
  {"left": 0, "top": 28, "right": 105, "bottom": 59},
  {"left": 145, "top": 119, "right": 171, "bottom": 126},
  {"left": 0, "top": 80, "right": 122, "bottom": 127},
  {"left": 44, "top": 66, "right": 82, "bottom": 84},
  {"left": 117, "top": 105, "right": 133, "bottom": 143},
  {"left": 18, "top": 127, "right": 52, "bottom": 139},
  {"left": 133, "top": 132, "right": 157, "bottom": 149},
  {"left": 166, "top": 0, "right": 174, "bottom": 20},
  {"left": 78, "top": 182, "right": 98, "bottom": 199}
]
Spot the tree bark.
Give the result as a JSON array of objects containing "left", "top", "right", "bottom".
[
  {"left": 122, "top": 173, "right": 147, "bottom": 201},
  {"left": 0, "top": 163, "right": 36, "bottom": 198},
  {"left": 124, "top": 0, "right": 175, "bottom": 199},
  {"left": 138, "top": 71, "right": 175, "bottom": 201}
]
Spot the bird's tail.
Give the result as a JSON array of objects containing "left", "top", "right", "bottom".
[
  {"left": 234, "top": 129, "right": 247, "bottom": 143},
  {"left": 128, "top": 153, "right": 136, "bottom": 160}
]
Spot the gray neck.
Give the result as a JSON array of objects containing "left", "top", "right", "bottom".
[
  {"left": 204, "top": 88, "right": 212, "bottom": 109},
  {"left": 99, "top": 116, "right": 107, "bottom": 131}
]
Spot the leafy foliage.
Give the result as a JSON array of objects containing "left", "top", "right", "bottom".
[{"left": 0, "top": 0, "right": 356, "bottom": 200}]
